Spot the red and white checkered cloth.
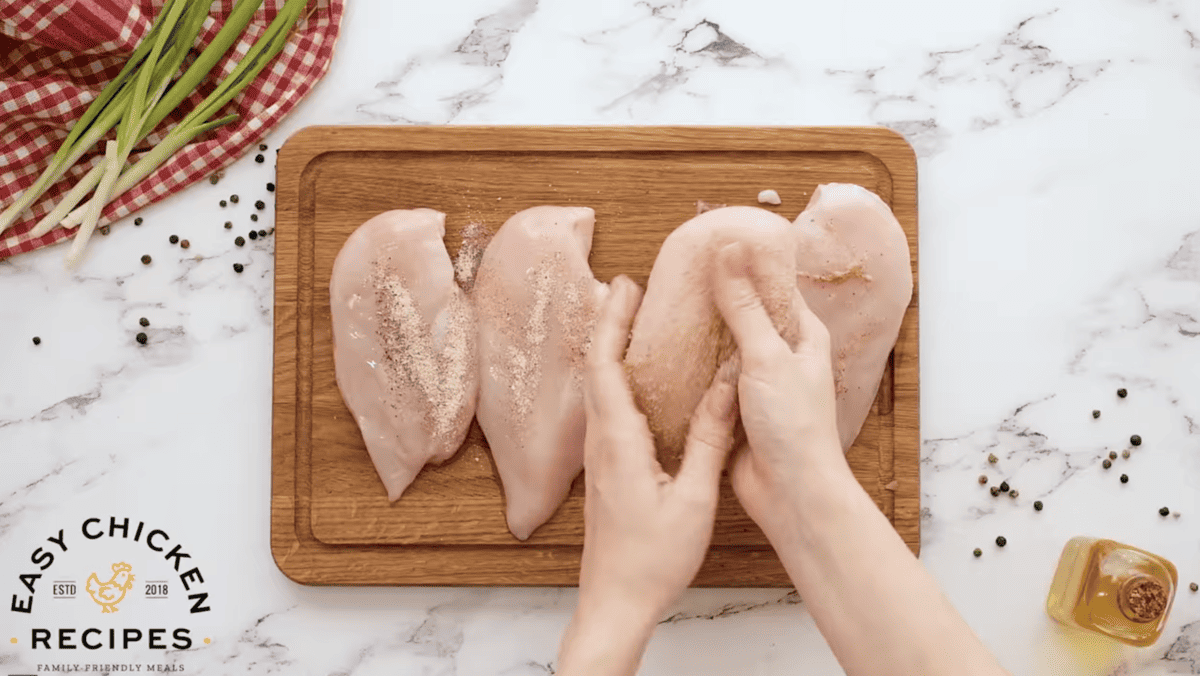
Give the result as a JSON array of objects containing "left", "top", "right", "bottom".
[{"left": 0, "top": 0, "right": 343, "bottom": 259}]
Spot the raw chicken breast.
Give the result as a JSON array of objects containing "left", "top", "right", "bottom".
[
  {"left": 474, "top": 206, "right": 607, "bottom": 541},
  {"left": 792, "top": 183, "right": 912, "bottom": 450},
  {"left": 330, "top": 209, "right": 479, "bottom": 502},
  {"left": 626, "top": 206, "right": 802, "bottom": 473}
]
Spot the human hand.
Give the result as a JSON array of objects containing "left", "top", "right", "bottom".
[
  {"left": 711, "top": 242, "right": 848, "bottom": 535},
  {"left": 558, "top": 275, "right": 738, "bottom": 675}
]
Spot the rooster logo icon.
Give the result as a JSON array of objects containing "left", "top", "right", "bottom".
[{"left": 85, "top": 562, "right": 135, "bottom": 613}]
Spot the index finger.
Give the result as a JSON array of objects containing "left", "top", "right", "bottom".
[
  {"left": 584, "top": 275, "right": 644, "bottom": 423},
  {"left": 711, "top": 242, "right": 791, "bottom": 367}
]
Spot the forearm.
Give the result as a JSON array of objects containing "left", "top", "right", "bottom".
[
  {"left": 558, "top": 598, "right": 657, "bottom": 676},
  {"left": 766, "top": 459, "right": 1010, "bottom": 676}
]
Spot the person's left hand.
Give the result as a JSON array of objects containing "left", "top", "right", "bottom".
[{"left": 575, "top": 274, "right": 740, "bottom": 625}]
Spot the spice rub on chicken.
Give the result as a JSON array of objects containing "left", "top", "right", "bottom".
[
  {"left": 329, "top": 209, "right": 479, "bottom": 502},
  {"left": 473, "top": 206, "right": 608, "bottom": 541}
]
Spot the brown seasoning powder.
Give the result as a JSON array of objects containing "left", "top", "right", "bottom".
[{"left": 1119, "top": 576, "right": 1169, "bottom": 623}]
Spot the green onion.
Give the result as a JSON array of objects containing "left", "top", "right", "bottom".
[
  {"left": 59, "top": 0, "right": 310, "bottom": 237},
  {"left": 2, "top": 0, "right": 212, "bottom": 235}
]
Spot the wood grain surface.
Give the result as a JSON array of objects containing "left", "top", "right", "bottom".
[{"left": 271, "top": 126, "right": 919, "bottom": 586}]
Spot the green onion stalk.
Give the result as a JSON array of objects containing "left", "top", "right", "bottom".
[{"left": 59, "top": 0, "right": 311, "bottom": 239}]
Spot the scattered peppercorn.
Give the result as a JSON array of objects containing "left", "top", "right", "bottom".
[
  {"left": 139, "top": 317, "right": 149, "bottom": 327},
  {"left": 99, "top": 225, "right": 110, "bottom": 236},
  {"left": 209, "top": 175, "right": 219, "bottom": 185},
  {"left": 978, "top": 475, "right": 988, "bottom": 485},
  {"left": 180, "top": 239, "right": 190, "bottom": 249},
  {"left": 249, "top": 230, "right": 258, "bottom": 241},
  {"left": 1092, "top": 409, "right": 1100, "bottom": 419},
  {"left": 1009, "top": 490, "right": 1019, "bottom": 498},
  {"left": 267, "top": 182, "right": 275, "bottom": 192},
  {"left": 996, "top": 536, "right": 1007, "bottom": 547},
  {"left": 999, "top": 481, "right": 1010, "bottom": 492},
  {"left": 136, "top": 332, "right": 148, "bottom": 345},
  {"left": 1160, "top": 507, "right": 1170, "bottom": 517},
  {"left": 235, "top": 236, "right": 245, "bottom": 247},
  {"left": 255, "top": 154, "right": 264, "bottom": 163},
  {"left": 1130, "top": 434, "right": 1142, "bottom": 446},
  {"left": 1120, "top": 474, "right": 1129, "bottom": 484},
  {"left": 32, "top": 336, "right": 41, "bottom": 345},
  {"left": 1117, "top": 388, "right": 1128, "bottom": 398},
  {"left": 1108, "top": 451, "right": 1117, "bottom": 460},
  {"left": 250, "top": 214, "right": 258, "bottom": 222},
  {"left": 141, "top": 254, "right": 151, "bottom": 265},
  {"left": 255, "top": 200, "right": 265, "bottom": 210},
  {"left": 134, "top": 217, "right": 143, "bottom": 226},
  {"left": 220, "top": 200, "right": 227, "bottom": 207},
  {"left": 988, "top": 453, "right": 998, "bottom": 464},
  {"left": 1034, "top": 501, "right": 1043, "bottom": 511},
  {"left": 233, "top": 263, "right": 244, "bottom": 273},
  {"left": 224, "top": 221, "right": 233, "bottom": 229},
  {"left": 1103, "top": 459, "right": 1112, "bottom": 469},
  {"left": 257, "top": 229, "right": 267, "bottom": 237},
  {"left": 990, "top": 486, "right": 1001, "bottom": 497},
  {"left": 973, "top": 548, "right": 982, "bottom": 558},
  {"left": 230, "top": 194, "right": 239, "bottom": 204},
  {"left": 1122, "top": 449, "right": 1131, "bottom": 459},
  {"left": 169, "top": 235, "right": 178, "bottom": 244},
  {"left": 259, "top": 143, "right": 267, "bottom": 151},
  {"left": 1191, "top": 583, "right": 1198, "bottom": 593}
]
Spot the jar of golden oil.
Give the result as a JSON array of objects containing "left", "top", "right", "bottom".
[{"left": 1046, "top": 537, "right": 1178, "bottom": 647}]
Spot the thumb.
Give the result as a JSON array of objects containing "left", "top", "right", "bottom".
[
  {"left": 676, "top": 378, "right": 738, "bottom": 502},
  {"left": 712, "top": 242, "right": 790, "bottom": 369}
]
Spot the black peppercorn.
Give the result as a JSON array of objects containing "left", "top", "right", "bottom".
[
  {"left": 1009, "top": 489, "right": 1019, "bottom": 498},
  {"left": 230, "top": 194, "right": 239, "bottom": 204},
  {"left": 250, "top": 214, "right": 258, "bottom": 222},
  {"left": 1109, "top": 451, "right": 1117, "bottom": 460},
  {"left": 220, "top": 200, "right": 227, "bottom": 207},
  {"left": 990, "top": 486, "right": 1001, "bottom": 497},
  {"left": 988, "top": 453, "right": 998, "bottom": 464},
  {"left": 141, "top": 254, "right": 151, "bottom": 265},
  {"left": 1160, "top": 507, "right": 1170, "bottom": 517},
  {"left": 1117, "top": 388, "right": 1128, "bottom": 398},
  {"left": 224, "top": 221, "right": 232, "bottom": 229},
  {"left": 1120, "top": 474, "right": 1129, "bottom": 484},
  {"left": 235, "top": 236, "right": 245, "bottom": 247},
  {"left": 259, "top": 143, "right": 267, "bottom": 151},
  {"left": 255, "top": 200, "right": 265, "bottom": 210},
  {"left": 978, "top": 475, "right": 988, "bottom": 485},
  {"left": 169, "top": 235, "right": 178, "bottom": 244},
  {"left": 1122, "top": 449, "right": 1131, "bottom": 459},
  {"left": 257, "top": 229, "right": 267, "bottom": 237},
  {"left": 1191, "top": 583, "right": 1198, "bottom": 593},
  {"left": 1092, "top": 409, "right": 1100, "bottom": 419},
  {"left": 1130, "top": 434, "right": 1142, "bottom": 446},
  {"left": 973, "top": 548, "right": 982, "bottom": 558},
  {"left": 139, "top": 317, "right": 149, "bottom": 327},
  {"left": 1034, "top": 501, "right": 1043, "bottom": 511},
  {"left": 248, "top": 230, "right": 258, "bottom": 240},
  {"left": 267, "top": 182, "right": 275, "bottom": 192},
  {"left": 1103, "top": 459, "right": 1112, "bottom": 469},
  {"left": 180, "top": 239, "right": 189, "bottom": 249},
  {"left": 996, "top": 536, "right": 1007, "bottom": 547},
  {"left": 134, "top": 217, "right": 143, "bottom": 226},
  {"left": 255, "top": 154, "right": 264, "bottom": 163},
  {"left": 32, "top": 336, "right": 41, "bottom": 345},
  {"left": 209, "top": 175, "right": 219, "bottom": 185},
  {"left": 136, "top": 332, "right": 148, "bottom": 345},
  {"left": 999, "top": 481, "right": 1010, "bottom": 492},
  {"left": 233, "top": 263, "right": 244, "bottom": 273}
]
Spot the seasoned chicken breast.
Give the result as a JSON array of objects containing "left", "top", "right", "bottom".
[
  {"left": 473, "top": 206, "right": 608, "bottom": 540},
  {"left": 329, "top": 208, "right": 479, "bottom": 502}
]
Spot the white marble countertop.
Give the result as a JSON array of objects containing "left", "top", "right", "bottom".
[{"left": 3, "top": 0, "right": 1200, "bottom": 673}]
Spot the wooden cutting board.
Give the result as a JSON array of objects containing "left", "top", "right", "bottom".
[{"left": 272, "top": 126, "right": 919, "bottom": 586}]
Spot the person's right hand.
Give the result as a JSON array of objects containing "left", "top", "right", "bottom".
[{"left": 711, "top": 241, "right": 847, "bottom": 534}]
